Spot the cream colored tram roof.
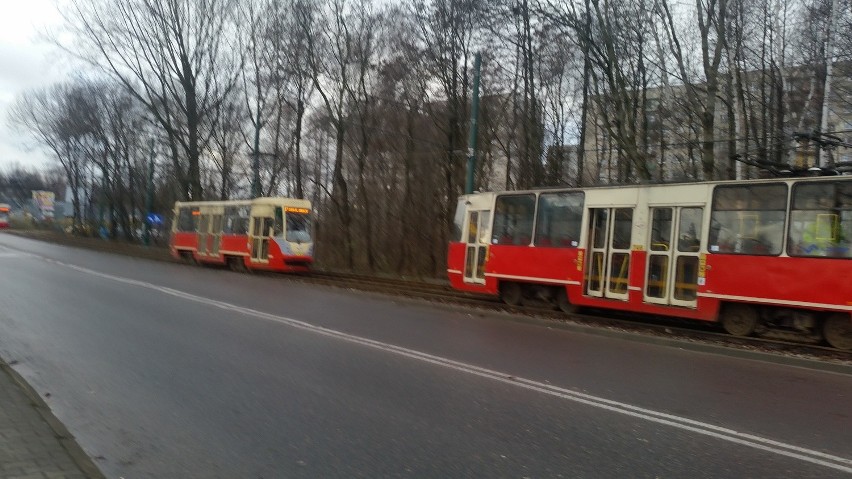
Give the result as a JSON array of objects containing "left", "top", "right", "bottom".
[
  {"left": 466, "top": 175, "right": 852, "bottom": 200},
  {"left": 174, "top": 197, "right": 312, "bottom": 209},
  {"left": 252, "top": 197, "right": 311, "bottom": 208}
]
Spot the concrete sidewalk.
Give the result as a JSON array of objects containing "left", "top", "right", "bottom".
[{"left": 0, "top": 361, "right": 103, "bottom": 479}]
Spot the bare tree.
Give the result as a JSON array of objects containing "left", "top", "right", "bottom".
[
  {"left": 412, "top": 0, "right": 482, "bottom": 255},
  {"left": 298, "top": 0, "right": 365, "bottom": 268},
  {"left": 9, "top": 83, "right": 96, "bottom": 231},
  {"left": 210, "top": 99, "right": 245, "bottom": 199},
  {"left": 656, "top": 0, "right": 731, "bottom": 180},
  {"left": 545, "top": 0, "right": 657, "bottom": 182},
  {"left": 59, "top": 0, "right": 243, "bottom": 200}
]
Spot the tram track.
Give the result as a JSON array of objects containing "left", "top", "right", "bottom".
[
  {"left": 284, "top": 269, "right": 851, "bottom": 364},
  {"left": 4, "top": 230, "right": 851, "bottom": 364}
]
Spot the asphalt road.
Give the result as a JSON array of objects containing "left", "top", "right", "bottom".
[{"left": 0, "top": 233, "right": 850, "bottom": 478}]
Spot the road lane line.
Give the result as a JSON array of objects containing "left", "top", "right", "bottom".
[
  {"left": 0, "top": 245, "right": 34, "bottom": 258},
  {"left": 43, "top": 258, "right": 852, "bottom": 474}
]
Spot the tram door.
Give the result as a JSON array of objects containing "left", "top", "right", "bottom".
[
  {"left": 249, "top": 215, "right": 273, "bottom": 263},
  {"left": 209, "top": 214, "right": 223, "bottom": 256},
  {"left": 463, "top": 210, "right": 490, "bottom": 285},
  {"left": 644, "top": 207, "right": 702, "bottom": 307},
  {"left": 585, "top": 208, "right": 633, "bottom": 300},
  {"left": 197, "top": 214, "right": 210, "bottom": 256}
]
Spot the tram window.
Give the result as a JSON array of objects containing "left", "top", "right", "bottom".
[
  {"left": 709, "top": 184, "right": 786, "bottom": 255},
  {"left": 286, "top": 212, "right": 312, "bottom": 243},
  {"left": 650, "top": 208, "right": 673, "bottom": 251},
  {"left": 177, "top": 208, "right": 196, "bottom": 232},
  {"left": 223, "top": 206, "right": 249, "bottom": 234},
  {"left": 612, "top": 209, "right": 633, "bottom": 250},
  {"left": 234, "top": 218, "right": 249, "bottom": 234},
  {"left": 677, "top": 208, "right": 703, "bottom": 252},
  {"left": 467, "top": 211, "right": 479, "bottom": 243},
  {"left": 788, "top": 181, "right": 852, "bottom": 258},
  {"left": 452, "top": 199, "right": 466, "bottom": 242},
  {"left": 478, "top": 211, "right": 491, "bottom": 244},
  {"left": 592, "top": 209, "right": 608, "bottom": 249},
  {"left": 535, "top": 192, "right": 584, "bottom": 247},
  {"left": 492, "top": 194, "right": 535, "bottom": 245},
  {"left": 274, "top": 207, "right": 284, "bottom": 236}
]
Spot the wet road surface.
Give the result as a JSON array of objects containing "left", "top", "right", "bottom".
[{"left": 0, "top": 233, "right": 850, "bottom": 478}]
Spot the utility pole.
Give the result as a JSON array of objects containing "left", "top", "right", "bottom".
[
  {"left": 465, "top": 52, "right": 482, "bottom": 195},
  {"left": 251, "top": 114, "right": 262, "bottom": 198},
  {"left": 143, "top": 138, "right": 156, "bottom": 246},
  {"left": 819, "top": 0, "right": 840, "bottom": 168}
]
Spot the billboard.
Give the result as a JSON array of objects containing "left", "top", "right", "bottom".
[{"left": 32, "top": 190, "right": 55, "bottom": 219}]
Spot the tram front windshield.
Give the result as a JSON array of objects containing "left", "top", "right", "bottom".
[{"left": 286, "top": 213, "right": 311, "bottom": 243}]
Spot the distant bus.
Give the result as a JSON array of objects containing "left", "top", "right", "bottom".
[
  {"left": 170, "top": 197, "right": 313, "bottom": 273},
  {"left": 0, "top": 204, "right": 10, "bottom": 229}
]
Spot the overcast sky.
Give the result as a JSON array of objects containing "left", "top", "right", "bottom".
[{"left": 0, "top": 1, "right": 70, "bottom": 170}]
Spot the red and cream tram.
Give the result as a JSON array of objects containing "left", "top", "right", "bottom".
[
  {"left": 170, "top": 197, "right": 313, "bottom": 273},
  {"left": 447, "top": 176, "right": 852, "bottom": 349},
  {"left": 0, "top": 203, "right": 10, "bottom": 229}
]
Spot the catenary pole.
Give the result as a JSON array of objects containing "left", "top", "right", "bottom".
[{"left": 465, "top": 52, "right": 482, "bottom": 195}]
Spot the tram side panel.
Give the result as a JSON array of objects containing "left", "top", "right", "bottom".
[
  {"left": 220, "top": 233, "right": 249, "bottom": 259},
  {"left": 702, "top": 179, "right": 852, "bottom": 317},
  {"left": 486, "top": 244, "right": 581, "bottom": 290},
  {"left": 703, "top": 255, "right": 851, "bottom": 313},
  {"left": 171, "top": 231, "right": 198, "bottom": 259}
]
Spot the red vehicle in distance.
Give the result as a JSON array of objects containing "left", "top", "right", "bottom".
[
  {"left": 170, "top": 197, "right": 313, "bottom": 273},
  {"left": 0, "top": 204, "right": 10, "bottom": 229}
]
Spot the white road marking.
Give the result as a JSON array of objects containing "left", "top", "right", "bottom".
[
  {"left": 27, "top": 255, "right": 852, "bottom": 474},
  {"left": 0, "top": 246, "right": 33, "bottom": 258}
]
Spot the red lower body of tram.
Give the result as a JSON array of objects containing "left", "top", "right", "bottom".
[
  {"left": 171, "top": 232, "right": 312, "bottom": 273},
  {"left": 448, "top": 242, "right": 852, "bottom": 348}
]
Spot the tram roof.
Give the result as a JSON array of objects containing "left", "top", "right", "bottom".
[
  {"left": 174, "top": 197, "right": 312, "bottom": 208},
  {"left": 463, "top": 174, "right": 852, "bottom": 198}
]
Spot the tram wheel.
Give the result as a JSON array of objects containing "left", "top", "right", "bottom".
[
  {"left": 823, "top": 314, "right": 852, "bottom": 350},
  {"left": 228, "top": 256, "right": 249, "bottom": 273},
  {"left": 181, "top": 251, "right": 197, "bottom": 265},
  {"left": 720, "top": 304, "right": 759, "bottom": 337},
  {"left": 500, "top": 282, "right": 523, "bottom": 306},
  {"left": 555, "top": 288, "right": 578, "bottom": 314}
]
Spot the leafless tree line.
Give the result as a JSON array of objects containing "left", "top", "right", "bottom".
[{"left": 7, "top": 0, "right": 852, "bottom": 276}]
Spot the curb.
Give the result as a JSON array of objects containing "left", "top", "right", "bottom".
[{"left": 0, "top": 359, "right": 106, "bottom": 479}]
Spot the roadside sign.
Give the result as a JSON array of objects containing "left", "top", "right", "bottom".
[{"left": 146, "top": 213, "right": 164, "bottom": 225}]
